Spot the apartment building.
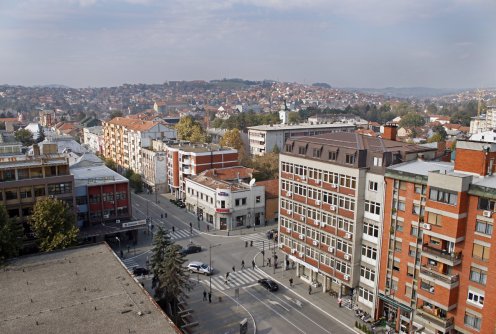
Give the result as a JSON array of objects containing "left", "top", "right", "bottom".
[
  {"left": 141, "top": 147, "right": 167, "bottom": 193},
  {"left": 0, "top": 143, "right": 75, "bottom": 236},
  {"left": 248, "top": 123, "right": 356, "bottom": 156},
  {"left": 152, "top": 140, "right": 238, "bottom": 200},
  {"left": 278, "top": 128, "right": 435, "bottom": 317},
  {"left": 378, "top": 140, "right": 496, "bottom": 334},
  {"left": 185, "top": 167, "right": 265, "bottom": 231},
  {"left": 102, "top": 117, "right": 176, "bottom": 173},
  {"left": 83, "top": 126, "right": 103, "bottom": 154}
]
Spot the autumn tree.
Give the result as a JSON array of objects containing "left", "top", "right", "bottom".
[
  {"left": 220, "top": 128, "right": 243, "bottom": 149},
  {"left": 175, "top": 116, "right": 205, "bottom": 142},
  {"left": 288, "top": 112, "right": 301, "bottom": 124},
  {"left": 0, "top": 205, "right": 23, "bottom": 264},
  {"left": 250, "top": 152, "right": 279, "bottom": 181},
  {"left": 29, "top": 197, "right": 79, "bottom": 251}
]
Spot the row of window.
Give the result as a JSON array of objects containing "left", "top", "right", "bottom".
[
  {"left": 0, "top": 184, "right": 71, "bottom": 200},
  {"left": 281, "top": 162, "right": 357, "bottom": 189}
]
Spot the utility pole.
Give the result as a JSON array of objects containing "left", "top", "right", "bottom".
[{"left": 262, "top": 241, "right": 265, "bottom": 267}]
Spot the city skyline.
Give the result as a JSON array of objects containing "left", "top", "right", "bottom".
[{"left": 1, "top": 0, "right": 495, "bottom": 89}]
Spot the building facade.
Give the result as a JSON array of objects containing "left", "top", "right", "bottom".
[
  {"left": 248, "top": 123, "right": 356, "bottom": 156},
  {"left": 377, "top": 140, "right": 496, "bottom": 334},
  {"left": 83, "top": 126, "right": 103, "bottom": 154},
  {"left": 141, "top": 147, "right": 167, "bottom": 193},
  {"left": 278, "top": 131, "right": 435, "bottom": 317}
]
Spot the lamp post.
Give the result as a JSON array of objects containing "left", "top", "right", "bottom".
[
  {"left": 115, "top": 236, "right": 121, "bottom": 251},
  {"left": 209, "top": 244, "right": 221, "bottom": 294}
]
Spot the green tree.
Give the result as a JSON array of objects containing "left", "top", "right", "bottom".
[
  {"left": 428, "top": 133, "right": 444, "bottom": 143},
  {"left": 129, "top": 173, "right": 143, "bottom": 193},
  {"left": 104, "top": 157, "right": 117, "bottom": 171},
  {"left": 150, "top": 227, "right": 172, "bottom": 277},
  {"left": 14, "top": 129, "right": 34, "bottom": 146},
  {"left": 288, "top": 112, "right": 301, "bottom": 124},
  {"left": 399, "top": 112, "right": 425, "bottom": 128},
  {"left": 175, "top": 116, "right": 205, "bottom": 142},
  {"left": 431, "top": 125, "right": 447, "bottom": 141},
  {"left": 0, "top": 205, "right": 23, "bottom": 264},
  {"left": 29, "top": 197, "right": 79, "bottom": 251},
  {"left": 250, "top": 152, "right": 279, "bottom": 181},
  {"left": 220, "top": 128, "right": 243, "bottom": 149}
]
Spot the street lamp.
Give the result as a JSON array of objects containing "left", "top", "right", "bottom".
[
  {"left": 209, "top": 244, "right": 221, "bottom": 294},
  {"left": 115, "top": 237, "right": 121, "bottom": 256}
]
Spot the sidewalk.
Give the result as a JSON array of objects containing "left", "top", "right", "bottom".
[{"left": 254, "top": 248, "right": 363, "bottom": 334}]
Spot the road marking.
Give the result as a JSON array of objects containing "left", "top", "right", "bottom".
[
  {"left": 200, "top": 268, "right": 266, "bottom": 291},
  {"left": 245, "top": 283, "right": 258, "bottom": 288},
  {"left": 244, "top": 288, "right": 306, "bottom": 334},
  {"left": 268, "top": 300, "right": 289, "bottom": 311}
]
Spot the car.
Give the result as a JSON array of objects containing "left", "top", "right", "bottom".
[
  {"left": 176, "top": 200, "right": 186, "bottom": 208},
  {"left": 180, "top": 244, "right": 202, "bottom": 255},
  {"left": 258, "top": 278, "right": 279, "bottom": 291},
  {"left": 266, "top": 229, "right": 278, "bottom": 239},
  {"left": 187, "top": 261, "right": 213, "bottom": 275},
  {"left": 133, "top": 267, "right": 150, "bottom": 276}
]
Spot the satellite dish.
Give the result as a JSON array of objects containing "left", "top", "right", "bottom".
[{"left": 249, "top": 178, "right": 256, "bottom": 187}]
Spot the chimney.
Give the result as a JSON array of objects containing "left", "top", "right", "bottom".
[
  {"left": 383, "top": 123, "right": 398, "bottom": 141},
  {"left": 33, "top": 144, "right": 40, "bottom": 156}
]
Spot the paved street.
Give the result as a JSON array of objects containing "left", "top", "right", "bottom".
[{"left": 122, "top": 192, "right": 361, "bottom": 334}]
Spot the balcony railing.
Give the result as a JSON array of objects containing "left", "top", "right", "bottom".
[
  {"left": 422, "top": 244, "right": 462, "bottom": 263},
  {"left": 416, "top": 307, "right": 454, "bottom": 330},
  {"left": 420, "top": 266, "right": 459, "bottom": 285}
]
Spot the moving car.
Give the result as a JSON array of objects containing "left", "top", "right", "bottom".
[
  {"left": 187, "top": 261, "right": 213, "bottom": 275},
  {"left": 180, "top": 244, "right": 202, "bottom": 255},
  {"left": 258, "top": 278, "right": 279, "bottom": 291},
  {"left": 133, "top": 267, "right": 150, "bottom": 276}
]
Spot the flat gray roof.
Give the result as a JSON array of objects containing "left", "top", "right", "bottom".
[
  {"left": 387, "top": 159, "right": 454, "bottom": 176},
  {"left": 0, "top": 243, "right": 178, "bottom": 334},
  {"left": 71, "top": 164, "right": 128, "bottom": 187},
  {"left": 247, "top": 122, "right": 355, "bottom": 131}
]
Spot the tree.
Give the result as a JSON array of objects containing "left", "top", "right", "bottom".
[
  {"left": 104, "top": 157, "right": 117, "bottom": 171},
  {"left": 110, "top": 110, "right": 124, "bottom": 119},
  {"left": 36, "top": 128, "right": 46, "bottom": 144},
  {"left": 399, "top": 112, "right": 425, "bottom": 128},
  {"left": 150, "top": 227, "right": 173, "bottom": 277},
  {"left": 14, "top": 129, "right": 34, "bottom": 146},
  {"left": 29, "top": 197, "right": 79, "bottom": 251},
  {"left": 288, "top": 112, "right": 301, "bottom": 124},
  {"left": 220, "top": 128, "right": 243, "bottom": 150},
  {"left": 428, "top": 133, "right": 444, "bottom": 143},
  {"left": 129, "top": 173, "right": 143, "bottom": 193},
  {"left": 250, "top": 152, "right": 279, "bottom": 181},
  {"left": 0, "top": 205, "right": 23, "bottom": 264},
  {"left": 175, "top": 116, "right": 205, "bottom": 142},
  {"left": 431, "top": 125, "right": 447, "bottom": 141}
]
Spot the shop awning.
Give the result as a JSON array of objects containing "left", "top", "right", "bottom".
[{"left": 378, "top": 293, "right": 412, "bottom": 313}]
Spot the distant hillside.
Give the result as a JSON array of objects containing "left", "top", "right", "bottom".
[{"left": 345, "top": 87, "right": 465, "bottom": 99}]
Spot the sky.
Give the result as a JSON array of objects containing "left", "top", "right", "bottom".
[{"left": 0, "top": 0, "right": 495, "bottom": 89}]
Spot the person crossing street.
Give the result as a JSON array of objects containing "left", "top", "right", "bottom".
[{"left": 241, "top": 260, "right": 245, "bottom": 269}]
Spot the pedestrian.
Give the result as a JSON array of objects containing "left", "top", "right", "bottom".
[
  {"left": 232, "top": 265, "right": 235, "bottom": 272},
  {"left": 241, "top": 260, "right": 245, "bottom": 269},
  {"left": 120, "top": 250, "right": 124, "bottom": 258},
  {"left": 225, "top": 272, "right": 230, "bottom": 279},
  {"left": 172, "top": 226, "right": 175, "bottom": 233},
  {"left": 161, "top": 213, "right": 163, "bottom": 219},
  {"left": 208, "top": 292, "right": 212, "bottom": 303},
  {"left": 338, "top": 298, "right": 342, "bottom": 308},
  {"left": 207, "top": 225, "right": 209, "bottom": 232},
  {"left": 203, "top": 290, "right": 207, "bottom": 301},
  {"left": 252, "top": 260, "right": 255, "bottom": 269},
  {"left": 267, "top": 258, "right": 271, "bottom": 267},
  {"left": 286, "top": 260, "right": 290, "bottom": 270},
  {"left": 289, "top": 278, "right": 293, "bottom": 287},
  {"left": 308, "top": 285, "right": 312, "bottom": 295}
]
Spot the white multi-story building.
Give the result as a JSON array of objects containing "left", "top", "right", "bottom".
[
  {"left": 185, "top": 169, "right": 265, "bottom": 231},
  {"left": 141, "top": 148, "right": 167, "bottom": 193},
  {"left": 248, "top": 123, "right": 355, "bottom": 156},
  {"left": 83, "top": 126, "right": 103, "bottom": 154}
]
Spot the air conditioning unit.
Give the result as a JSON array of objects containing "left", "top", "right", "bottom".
[
  {"left": 344, "top": 274, "right": 350, "bottom": 281},
  {"left": 301, "top": 176, "right": 307, "bottom": 182},
  {"left": 299, "top": 252, "right": 304, "bottom": 257},
  {"left": 320, "top": 221, "right": 326, "bottom": 227},
  {"left": 345, "top": 233, "right": 352, "bottom": 239},
  {"left": 287, "top": 191, "right": 293, "bottom": 197},
  {"left": 330, "top": 205, "right": 336, "bottom": 211},
  {"left": 279, "top": 243, "right": 283, "bottom": 249},
  {"left": 429, "top": 287, "right": 435, "bottom": 293},
  {"left": 103, "top": 214, "right": 110, "bottom": 219},
  {"left": 291, "top": 249, "right": 296, "bottom": 254},
  {"left": 422, "top": 223, "right": 431, "bottom": 230},
  {"left": 344, "top": 254, "right": 351, "bottom": 260},
  {"left": 286, "top": 227, "right": 292, "bottom": 233},
  {"left": 300, "top": 216, "right": 306, "bottom": 222},
  {"left": 483, "top": 210, "right": 492, "bottom": 218},
  {"left": 312, "top": 240, "right": 319, "bottom": 246},
  {"left": 287, "top": 210, "right": 293, "bottom": 215},
  {"left": 315, "top": 179, "right": 321, "bottom": 185},
  {"left": 328, "top": 246, "right": 335, "bottom": 253},
  {"left": 299, "top": 234, "right": 305, "bottom": 240},
  {"left": 316, "top": 200, "right": 322, "bottom": 205},
  {"left": 314, "top": 220, "right": 321, "bottom": 226},
  {"left": 331, "top": 184, "right": 338, "bottom": 189}
]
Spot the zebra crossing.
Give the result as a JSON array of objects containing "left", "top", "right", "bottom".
[
  {"left": 240, "top": 232, "right": 275, "bottom": 251},
  {"left": 122, "top": 258, "right": 139, "bottom": 269},
  {"left": 168, "top": 228, "right": 199, "bottom": 241},
  {"left": 201, "top": 268, "right": 267, "bottom": 291}
]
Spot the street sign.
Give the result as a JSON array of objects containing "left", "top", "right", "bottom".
[{"left": 122, "top": 220, "right": 147, "bottom": 228}]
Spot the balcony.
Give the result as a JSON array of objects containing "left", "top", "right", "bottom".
[
  {"left": 419, "top": 266, "right": 459, "bottom": 289},
  {"left": 415, "top": 307, "right": 454, "bottom": 333},
  {"left": 422, "top": 244, "right": 462, "bottom": 266}
]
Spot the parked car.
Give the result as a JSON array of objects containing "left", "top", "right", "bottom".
[
  {"left": 180, "top": 244, "right": 202, "bottom": 255},
  {"left": 176, "top": 200, "right": 186, "bottom": 208},
  {"left": 258, "top": 278, "right": 279, "bottom": 291},
  {"left": 266, "top": 229, "right": 278, "bottom": 239},
  {"left": 133, "top": 267, "right": 150, "bottom": 276},
  {"left": 187, "top": 261, "right": 213, "bottom": 275}
]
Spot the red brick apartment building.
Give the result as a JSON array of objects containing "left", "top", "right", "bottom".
[
  {"left": 378, "top": 140, "right": 496, "bottom": 334},
  {"left": 278, "top": 128, "right": 435, "bottom": 316}
]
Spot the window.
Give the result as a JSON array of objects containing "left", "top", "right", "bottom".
[
  {"left": 467, "top": 290, "right": 485, "bottom": 306},
  {"left": 368, "top": 181, "right": 378, "bottom": 191},
  {"left": 393, "top": 258, "right": 400, "bottom": 271},
  {"left": 285, "top": 144, "right": 292, "bottom": 152},
  {"left": 345, "top": 154, "right": 355, "bottom": 164},
  {"left": 256, "top": 196, "right": 261, "bottom": 203},
  {"left": 410, "top": 226, "right": 419, "bottom": 237},
  {"left": 242, "top": 198, "right": 247, "bottom": 205},
  {"left": 20, "top": 188, "right": 32, "bottom": 199},
  {"left": 365, "top": 200, "right": 381, "bottom": 215},
  {"left": 415, "top": 184, "right": 427, "bottom": 195},
  {"left": 328, "top": 151, "right": 337, "bottom": 160},
  {"left": 373, "top": 157, "right": 382, "bottom": 167},
  {"left": 464, "top": 312, "right": 482, "bottom": 330},
  {"left": 395, "top": 240, "right": 402, "bottom": 252},
  {"left": 475, "top": 220, "right": 493, "bottom": 236},
  {"left": 361, "top": 245, "right": 377, "bottom": 260},
  {"left": 235, "top": 199, "right": 240, "bottom": 206},
  {"left": 408, "top": 245, "right": 416, "bottom": 257},
  {"left": 359, "top": 287, "right": 374, "bottom": 303},
  {"left": 5, "top": 190, "right": 17, "bottom": 200},
  {"left": 48, "top": 183, "right": 72, "bottom": 195},
  {"left": 470, "top": 267, "right": 487, "bottom": 285},
  {"left": 363, "top": 223, "right": 379, "bottom": 238},
  {"left": 312, "top": 148, "right": 321, "bottom": 158},
  {"left": 407, "top": 265, "right": 415, "bottom": 277},
  {"left": 397, "top": 201, "right": 406, "bottom": 211},
  {"left": 427, "top": 212, "right": 442, "bottom": 226},
  {"left": 298, "top": 146, "right": 306, "bottom": 155},
  {"left": 478, "top": 197, "right": 496, "bottom": 211},
  {"left": 429, "top": 188, "right": 458, "bottom": 205},
  {"left": 472, "top": 243, "right": 490, "bottom": 261},
  {"left": 360, "top": 266, "right": 375, "bottom": 282}
]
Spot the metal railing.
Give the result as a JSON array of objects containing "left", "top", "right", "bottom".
[
  {"left": 422, "top": 244, "right": 462, "bottom": 262},
  {"left": 420, "top": 265, "right": 459, "bottom": 285}
]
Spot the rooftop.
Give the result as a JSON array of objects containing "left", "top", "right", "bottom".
[
  {"left": 0, "top": 153, "right": 69, "bottom": 170},
  {"left": 201, "top": 166, "right": 254, "bottom": 181},
  {"left": 0, "top": 243, "right": 178, "bottom": 334},
  {"left": 165, "top": 141, "right": 236, "bottom": 153},
  {"left": 387, "top": 159, "right": 454, "bottom": 176},
  {"left": 189, "top": 174, "right": 250, "bottom": 192},
  {"left": 106, "top": 117, "right": 159, "bottom": 132},
  {"left": 247, "top": 122, "right": 355, "bottom": 132},
  {"left": 71, "top": 164, "right": 128, "bottom": 187}
]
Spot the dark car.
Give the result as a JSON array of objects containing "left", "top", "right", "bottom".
[
  {"left": 176, "top": 200, "right": 186, "bottom": 208},
  {"left": 266, "top": 229, "right": 278, "bottom": 239},
  {"left": 180, "top": 244, "right": 202, "bottom": 255},
  {"left": 133, "top": 267, "right": 150, "bottom": 276},
  {"left": 258, "top": 278, "right": 279, "bottom": 291}
]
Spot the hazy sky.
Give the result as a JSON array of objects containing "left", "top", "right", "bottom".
[{"left": 0, "top": 0, "right": 495, "bottom": 88}]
